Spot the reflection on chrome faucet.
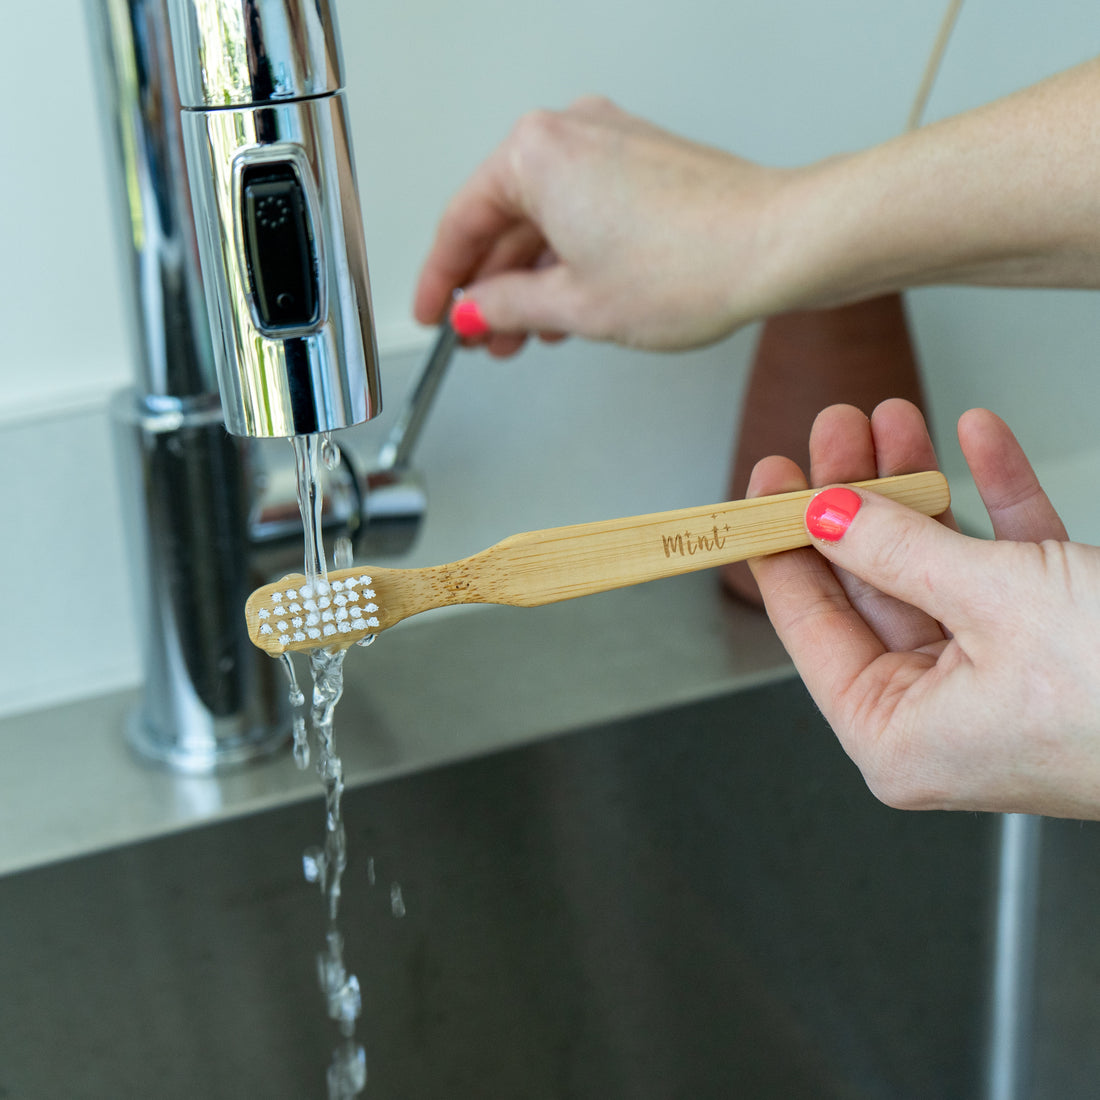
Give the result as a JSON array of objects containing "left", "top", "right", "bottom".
[
  {"left": 167, "top": 0, "right": 382, "bottom": 438},
  {"left": 88, "top": 0, "right": 391, "bottom": 773}
]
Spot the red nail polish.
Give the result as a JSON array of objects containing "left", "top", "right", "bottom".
[
  {"left": 450, "top": 298, "right": 490, "bottom": 338},
  {"left": 806, "top": 486, "right": 862, "bottom": 542}
]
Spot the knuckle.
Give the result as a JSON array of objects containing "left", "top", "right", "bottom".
[
  {"left": 568, "top": 92, "right": 617, "bottom": 115},
  {"left": 509, "top": 107, "right": 563, "bottom": 152},
  {"left": 864, "top": 525, "right": 920, "bottom": 590}
]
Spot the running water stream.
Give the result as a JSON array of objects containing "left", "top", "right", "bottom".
[{"left": 276, "top": 432, "right": 388, "bottom": 1099}]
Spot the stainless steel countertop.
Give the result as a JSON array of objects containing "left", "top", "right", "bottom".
[{"left": 0, "top": 572, "right": 794, "bottom": 879}]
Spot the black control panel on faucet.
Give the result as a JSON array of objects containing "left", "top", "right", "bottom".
[{"left": 241, "top": 162, "right": 320, "bottom": 332}]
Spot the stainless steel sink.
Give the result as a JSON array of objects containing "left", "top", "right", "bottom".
[
  {"left": 0, "top": 680, "right": 1025, "bottom": 1098},
  {"left": 0, "top": 577, "right": 1093, "bottom": 1098}
]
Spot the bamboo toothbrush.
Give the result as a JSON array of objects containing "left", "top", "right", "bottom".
[{"left": 245, "top": 470, "right": 949, "bottom": 655}]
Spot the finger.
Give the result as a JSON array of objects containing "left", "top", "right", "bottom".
[
  {"left": 869, "top": 398, "right": 941, "bottom": 474},
  {"left": 485, "top": 332, "right": 529, "bottom": 358},
  {"left": 473, "top": 221, "right": 549, "bottom": 282},
  {"left": 413, "top": 147, "right": 532, "bottom": 325},
  {"left": 808, "top": 403, "right": 875, "bottom": 485},
  {"left": 805, "top": 485, "right": 988, "bottom": 631},
  {"left": 457, "top": 262, "right": 582, "bottom": 338},
  {"left": 871, "top": 398, "right": 960, "bottom": 532},
  {"left": 746, "top": 453, "right": 808, "bottom": 498},
  {"left": 809, "top": 404, "right": 947, "bottom": 651},
  {"left": 958, "top": 408, "right": 1069, "bottom": 541},
  {"left": 747, "top": 455, "right": 869, "bottom": 648},
  {"left": 469, "top": 228, "right": 559, "bottom": 356}
]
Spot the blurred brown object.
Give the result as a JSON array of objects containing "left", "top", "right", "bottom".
[{"left": 723, "top": 293, "right": 927, "bottom": 606}]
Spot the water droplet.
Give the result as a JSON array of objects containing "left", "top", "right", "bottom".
[
  {"left": 390, "top": 883, "right": 406, "bottom": 919},
  {"left": 303, "top": 845, "right": 327, "bottom": 886},
  {"left": 327, "top": 1040, "right": 367, "bottom": 1097},
  {"left": 333, "top": 535, "right": 354, "bottom": 572},
  {"left": 321, "top": 432, "right": 341, "bottom": 471},
  {"left": 292, "top": 716, "right": 310, "bottom": 769},
  {"left": 279, "top": 652, "right": 306, "bottom": 708}
]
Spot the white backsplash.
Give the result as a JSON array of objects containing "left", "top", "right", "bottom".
[{"left": 3, "top": 0, "right": 1100, "bottom": 717}]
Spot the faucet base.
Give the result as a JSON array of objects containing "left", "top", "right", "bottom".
[
  {"left": 113, "top": 388, "right": 290, "bottom": 775},
  {"left": 125, "top": 708, "right": 289, "bottom": 775}
]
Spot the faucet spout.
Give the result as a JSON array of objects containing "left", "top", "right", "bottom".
[{"left": 167, "top": 0, "right": 382, "bottom": 438}]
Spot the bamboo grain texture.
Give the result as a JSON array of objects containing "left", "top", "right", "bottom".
[{"left": 246, "top": 470, "right": 949, "bottom": 654}]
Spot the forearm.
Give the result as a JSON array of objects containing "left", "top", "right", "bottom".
[{"left": 760, "top": 57, "right": 1100, "bottom": 313}]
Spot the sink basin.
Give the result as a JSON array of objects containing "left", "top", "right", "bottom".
[
  {"left": 0, "top": 676, "right": 1037, "bottom": 1099},
  {"left": 0, "top": 576, "right": 1092, "bottom": 1098}
]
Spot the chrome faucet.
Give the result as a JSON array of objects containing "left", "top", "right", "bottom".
[
  {"left": 167, "top": 0, "right": 381, "bottom": 437},
  {"left": 88, "top": 0, "right": 453, "bottom": 772}
]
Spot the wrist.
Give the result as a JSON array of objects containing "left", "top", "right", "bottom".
[{"left": 752, "top": 150, "right": 908, "bottom": 317}]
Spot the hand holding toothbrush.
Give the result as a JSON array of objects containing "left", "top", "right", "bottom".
[{"left": 748, "top": 399, "right": 1100, "bottom": 819}]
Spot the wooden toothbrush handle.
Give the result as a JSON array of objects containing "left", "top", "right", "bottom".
[{"left": 479, "top": 470, "right": 950, "bottom": 607}]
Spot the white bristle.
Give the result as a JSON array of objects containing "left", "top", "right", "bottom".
[{"left": 257, "top": 575, "right": 382, "bottom": 649}]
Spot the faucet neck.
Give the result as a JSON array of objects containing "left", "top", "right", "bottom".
[{"left": 88, "top": 0, "right": 218, "bottom": 400}]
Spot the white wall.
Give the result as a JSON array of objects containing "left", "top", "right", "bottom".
[{"left": 2, "top": 0, "right": 1099, "bottom": 716}]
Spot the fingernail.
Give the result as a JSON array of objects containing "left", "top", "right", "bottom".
[
  {"left": 450, "top": 298, "right": 490, "bottom": 338},
  {"left": 806, "top": 486, "right": 862, "bottom": 542}
]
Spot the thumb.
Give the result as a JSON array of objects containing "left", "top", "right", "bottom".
[
  {"left": 452, "top": 265, "right": 581, "bottom": 339},
  {"left": 806, "top": 485, "right": 987, "bottom": 625}
]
